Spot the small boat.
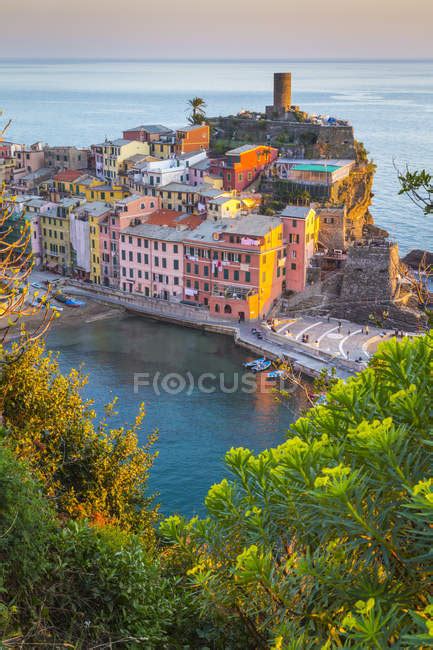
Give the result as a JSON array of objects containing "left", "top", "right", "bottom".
[
  {"left": 252, "top": 360, "right": 272, "bottom": 374},
  {"left": 55, "top": 292, "right": 85, "bottom": 307},
  {"left": 243, "top": 357, "right": 266, "bottom": 368},
  {"left": 266, "top": 370, "right": 285, "bottom": 380}
]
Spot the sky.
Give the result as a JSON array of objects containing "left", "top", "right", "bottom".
[{"left": 1, "top": 0, "right": 432, "bottom": 60}]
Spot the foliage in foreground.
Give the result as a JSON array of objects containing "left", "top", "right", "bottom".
[
  {"left": 162, "top": 331, "right": 433, "bottom": 648},
  {"left": 0, "top": 340, "right": 158, "bottom": 540},
  {"left": 0, "top": 441, "right": 196, "bottom": 647}
]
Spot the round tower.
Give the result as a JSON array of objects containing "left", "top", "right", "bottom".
[{"left": 273, "top": 72, "right": 292, "bottom": 111}]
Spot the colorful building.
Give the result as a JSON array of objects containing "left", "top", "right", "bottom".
[
  {"left": 175, "top": 125, "right": 209, "bottom": 155},
  {"left": 183, "top": 215, "right": 285, "bottom": 320},
  {"left": 279, "top": 205, "right": 319, "bottom": 293},
  {"left": 98, "top": 195, "right": 158, "bottom": 287},
  {"left": 122, "top": 124, "right": 173, "bottom": 143},
  {"left": 95, "top": 139, "right": 150, "bottom": 182},
  {"left": 211, "top": 145, "right": 278, "bottom": 191},
  {"left": 154, "top": 182, "right": 209, "bottom": 214},
  {"left": 118, "top": 210, "right": 202, "bottom": 297},
  {"left": 40, "top": 197, "right": 84, "bottom": 274}
]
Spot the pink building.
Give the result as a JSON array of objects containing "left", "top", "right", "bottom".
[
  {"left": 14, "top": 142, "right": 45, "bottom": 176},
  {"left": 118, "top": 211, "right": 202, "bottom": 298},
  {"left": 99, "top": 194, "right": 158, "bottom": 287},
  {"left": 182, "top": 215, "right": 285, "bottom": 321},
  {"left": 280, "top": 205, "right": 317, "bottom": 293}
]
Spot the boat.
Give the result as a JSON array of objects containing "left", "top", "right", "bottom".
[
  {"left": 243, "top": 357, "right": 266, "bottom": 368},
  {"left": 55, "top": 292, "right": 85, "bottom": 307},
  {"left": 252, "top": 360, "right": 272, "bottom": 373},
  {"left": 266, "top": 370, "right": 285, "bottom": 380}
]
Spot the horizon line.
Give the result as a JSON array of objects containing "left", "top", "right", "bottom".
[{"left": 1, "top": 56, "right": 433, "bottom": 63}]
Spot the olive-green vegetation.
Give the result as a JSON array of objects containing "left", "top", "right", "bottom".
[{"left": 162, "top": 332, "right": 433, "bottom": 648}]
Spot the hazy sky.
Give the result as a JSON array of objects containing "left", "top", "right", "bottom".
[{"left": 2, "top": 0, "right": 432, "bottom": 59}]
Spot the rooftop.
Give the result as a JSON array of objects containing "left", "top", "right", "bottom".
[
  {"left": 54, "top": 169, "right": 86, "bottom": 183},
  {"left": 176, "top": 124, "right": 208, "bottom": 133},
  {"left": 226, "top": 144, "right": 260, "bottom": 155},
  {"left": 279, "top": 205, "right": 313, "bottom": 219},
  {"left": 185, "top": 214, "right": 282, "bottom": 242},
  {"left": 292, "top": 164, "right": 340, "bottom": 173},
  {"left": 277, "top": 158, "right": 355, "bottom": 168},
  {"left": 125, "top": 124, "right": 173, "bottom": 134},
  {"left": 75, "top": 201, "right": 111, "bottom": 218}
]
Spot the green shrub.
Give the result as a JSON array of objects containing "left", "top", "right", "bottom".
[
  {"left": 162, "top": 332, "right": 433, "bottom": 648},
  {"left": 0, "top": 439, "right": 54, "bottom": 639}
]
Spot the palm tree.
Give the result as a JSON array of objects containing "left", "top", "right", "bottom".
[{"left": 187, "top": 97, "right": 207, "bottom": 125}]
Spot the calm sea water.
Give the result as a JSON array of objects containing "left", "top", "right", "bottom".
[
  {"left": 46, "top": 316, "right": 298, "bottom": 516},
  {"left": 2, "top": 59, "right": 433, "bottom": 253}
]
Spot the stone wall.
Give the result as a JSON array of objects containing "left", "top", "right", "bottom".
[
  {"left": 209, "top": 116, "right": 356, "bottom": 159},
  {"left": 340, "top": 241, "right": 399, "bottom": 304},
  {"left": 315, "top": 206, "right": 346, "bottom": 250}
]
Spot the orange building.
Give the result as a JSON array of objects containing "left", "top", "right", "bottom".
[
  {"left": 175, "top": 125, "right": 210, "bottom": 155},
  {"left": 211, "top": 144, "right": 278, "bottom": 191}
]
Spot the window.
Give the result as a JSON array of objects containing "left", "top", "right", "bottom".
[
  {"left": 173, "top": 260, "right": 179, "bottom": 270},
  {"left": 154, "top": 241, "right": 158, "bottom": 250},
  {"left": 194, "top": 264, "right": 199, "bottom": 275},
  {"left": 154, "top": 256, "right": 159, "bottom": 267},
  {"left": 121, "top": 250, "right": 126, "bottom": 260},
  {"left": 234, "top": 270, "right": 239, "bottom": 281},
  {"left": 137, "top": 238, "right": 141, "bottom": 247},
  {"left": 137, "top": 252, "right": 142, "bottom": 263},
  {"left": 129, "top": 268, "right": 134, "bottom": 278},
  {"left": 144, "top": 254, "right": 149, "bottom": 264},
  {"left": 223, "top": 269, "right": 229, "bottom": 280},
  {"left": 186, "top": 279, "right": 191, "bottom": 288},
  {"left": 245, "top": 271, "right": 251, "bottom": 282},
  {"left": 138, "top": 270, "right": 142, "bottom": 278},
  {"left": 291, "top": 263, "right": 297, "bottom": 270},
  {"left": 245, "top": 254, "right": 251, "bottom": 264},
  {"left": 144, "top": 239, "right": 149, "bottom": 248},
  {"left": 194, "top": 281, "right": 199, "bottom": 290},
  {"left": 129, "top": 236, "right": 132, "bottom": 244},
  {"left": 173, "top": 244, "right": 178, "bottom": 254},
  {"left": 122, "top": 267, "right": 126, "bottom": 277},
  {"left": 174, "top": 277, "right": 179, "bottom": 285},
  {"left": 162, "top": 243, "right": 166, "bottom": 252},
  {"left": 186, "top": 263, "right": 191, "bottom": 273},
  {"left": 204, "top": 266, "right": 209, "bottom": 276},
  {"left": 215, "top": 304, "right": 220, "bottom": 313},
  {"left": 162, "top": 258, "right": 167, "bottom": 269},
  {"left": 128, "top": 251, "right": 133, "bottom": 261},
  {"left": 292, "top": 220, "right": 297, "bottom": 228}
]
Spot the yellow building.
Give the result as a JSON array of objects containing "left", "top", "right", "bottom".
[
  {"left": 52, "top": 171, "right": 130, "bottom": 204},
  {"left": 149, "top": 139, "right": 176, "bottom": 160},
  {"left": 84, "top": 183, "right": 129, "bottom": 203},
  {"left": 40, "top": 198, "right": 84, "bottom": 273},
  {"left": 154, "top": 182, "right": 203, "bottom": 213},
  {"left": 99, "top": 139, "right": 150, "bottom": 181},
  {"left": 207, "top": 195, "right": 242, "bottom": 220}
]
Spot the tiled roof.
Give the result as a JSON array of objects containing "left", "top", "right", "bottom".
[{"left": 53, "top": 170, "right": 86, "bottom": 182}]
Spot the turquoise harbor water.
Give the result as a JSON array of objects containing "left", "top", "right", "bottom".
[
  {"left": 47, "top": 316, "right": 300, "bottom": 516},
  {"left": 2, "top": 58, "right": 433, "bottom": 254}
]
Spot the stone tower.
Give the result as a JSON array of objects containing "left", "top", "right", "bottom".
[{"left": 274, "top": 72, "right": 292, "bottom": 112}]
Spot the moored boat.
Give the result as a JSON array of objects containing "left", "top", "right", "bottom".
[
  {"left": 243, "top": 357, "right": 266, "bottom": 368},
  {"left": 252, "top": 360, "right": 272, "bottom": 373}
]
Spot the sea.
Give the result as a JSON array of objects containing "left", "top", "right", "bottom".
[{"left": 1, "top": 58, "right": 433, "bottom": 254}]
